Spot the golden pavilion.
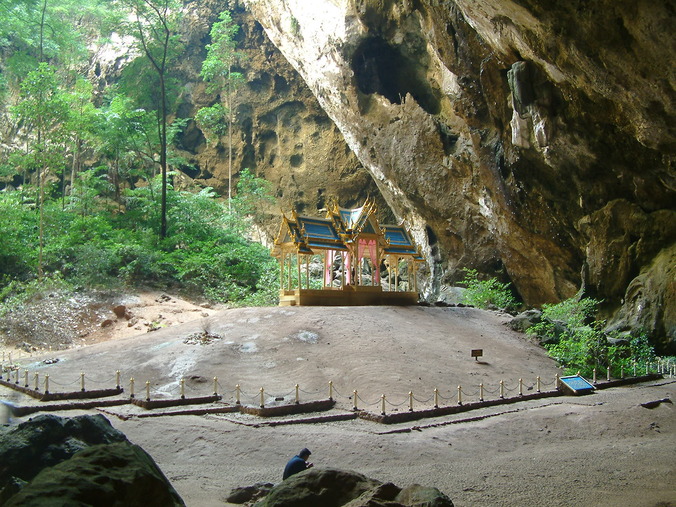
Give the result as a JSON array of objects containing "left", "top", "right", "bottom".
[{"left": 272, "top": 199, "right": 424, "bottom": 306}]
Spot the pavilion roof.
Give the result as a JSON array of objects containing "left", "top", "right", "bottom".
[
  {"left": 274, "top": 200, "right": 424, "bottom": 261},
  {"left": 382, "top": 224, "right": 423, "bottom": 259},
  {"left": 294, "top": 215, "right": 348, "bottom": 251}
]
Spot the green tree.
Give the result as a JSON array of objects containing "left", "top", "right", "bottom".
[
  {"left": 199, "top": 10, "right": 245, "bottom": 209},
  {"left": 231, "top": 168, "right": 274, "bottom": 229},
  {"left": 120, "top": 0, "right": 184, "bottom": 238},
  {"left": 92, "top": 93, "right": 158, "bottom": 204},
  {"left": 12, "top": 62, "right": 69, "bottom": 278},
  {"left": 62, "top": 77, "right": 98, "bottom": 205},
  {"left": 0, "top": 0, "right": 120, "bottom": 83}
]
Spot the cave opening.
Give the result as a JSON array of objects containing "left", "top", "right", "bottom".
[{"left": 351, "top": 36, "right": 440, "bottom": 115}]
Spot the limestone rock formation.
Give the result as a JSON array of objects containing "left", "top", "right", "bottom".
[
  {"left": 250, "top": 468, "right": 454, "bottom": 507},
  {"left": 242, "top": 0, "right": 675, "bottom": 351},
  {"left": 170, "top": 2, "right": 393, "bottom": 240},
  {"left": 0, "top": 414, "right": 184, "bottom": 506}
]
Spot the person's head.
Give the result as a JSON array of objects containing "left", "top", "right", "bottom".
[{"left": 299, "top": 448, "right": 311, "bottom": 460}]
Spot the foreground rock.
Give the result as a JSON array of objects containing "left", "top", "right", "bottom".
[
  {"left": 236, "top": 468, "right": 453, "bottom": 506},
  {"left": 0, "top": 414, "right": 184, "bottom": 506}
]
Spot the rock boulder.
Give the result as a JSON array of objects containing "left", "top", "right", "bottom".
[
  {"left": 252, "top": 468, "right": 453, "bottom": 507},
  {"left": 0, "top": 414, "right": 183, "bottom": 506}
]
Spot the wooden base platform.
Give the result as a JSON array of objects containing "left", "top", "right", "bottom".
[{"left": 279, "top": 287, "right": 419, "bottom": 306}]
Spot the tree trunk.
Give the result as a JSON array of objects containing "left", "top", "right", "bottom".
[{"left": 159, "top": 73, "right": 167, "bottom": 239}]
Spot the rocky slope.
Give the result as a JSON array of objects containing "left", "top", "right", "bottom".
[{"left": 241, "top": 0, "right": 674, "bottom": 351}]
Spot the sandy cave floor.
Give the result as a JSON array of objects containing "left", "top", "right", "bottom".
[{"left": 1, "top": 299, "right": 675, "bottom": 506}]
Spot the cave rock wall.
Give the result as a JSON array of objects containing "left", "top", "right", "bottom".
[
  {"left": 172, "top": 1, "right": 392, "bottom": 240},
  {"left": 243, "top": 0, "right": 675, "bottom": 351}
]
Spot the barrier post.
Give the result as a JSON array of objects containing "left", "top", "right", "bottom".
[
  {"left": 34, "top": 372, "right": 39, "bottom": 391},
  {"left": 499, "top": 380, "right": 504, "bottom": 399},
  {"left": 80, "top": 372, "right": 85, "bottom": 392},
  {"left": 434, "top": 388, "right": 439, "bottom": 408},
  {"left": 606, "top": 366, "right": 610, "bottom": 381},
  {"left": 180, "top": 377, "right": 185, "bottom": 399},
  {"left": 621, "top": 365, "right": 624, "bottom": 379},
  {"left": 116, "top": 370, "right": 121, "bottom": 390},
  {"left": 145, "top": 381, "right": 150, "bottom": 401},
  {"left": 353, "top": 390, "right": 358, "bottom": 411},
  {"left": 408, "top": 391, "right": 413, "bottom": 412},
  {"left": 381, "top": 394, "right": 386, "bottom": 415},
  {"left": 213, "top": 377, "right": 218, "bottom": 396},
  {"left": 14, "top": 369, "right": 19, "bottom": 385},
  {"left": 130, "top": 378, "right": 135, "bottom": 399},
  {"left": 646, "top": 362, "right": 649, "bottom": 375},
  {"left": 633, "top": 362, "right": 637, "bottom": 377},
  {"left": 479, "top": 383, "right": 484, "bottom": 402},
  {"left": 235, "top": 384, "right": 241, "bottom": 405},
  {"left": 24, "top": 369, "right": 29, "bottom": 388},
  {"left": 457, "top": 385, "right": 462, "bottom": 405},
  {"left": 45, "top": 374, "right": 50, "bottom": 395},
  {"left": 518, "top": 378, "right": 523, "bottom": 396},
  {"left": 295, "top": 384, "right": 300, "bottom": 405},
  {"left": 556, "top": 373, "right": 560, "bottom": 389},
  {"left": 259, "top": 387, "right": 265, "bottom": 408},
  {"left": 592, "top": 368, "right": 597, "bottom": 384},
  {"left": 329, "top": 381, "right": 334, "bottom": 401},
  {"left": 536, "top": 376, "right": 541, "bottom": 393}
]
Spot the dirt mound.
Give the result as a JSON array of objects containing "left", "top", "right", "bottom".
[{"left": 0, "top": 291, "right": 221, "bottom": 352}]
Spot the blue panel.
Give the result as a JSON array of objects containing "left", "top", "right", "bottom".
[
  {"left": 302, "top": 221, "right": 339, "bottom": 240},
  {"left": 308, "top": 242, "right": 348, "bottom": 251},
  {"left": 384, "top": 247, "right": 416, "bottom": 254},
  {"left": 560, "top": 375, "right": 595, "bottom": 393},
  {"left": 385, "top": 229, "right": 409, "bottom": 245}
]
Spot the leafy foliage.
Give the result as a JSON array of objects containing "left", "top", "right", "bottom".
[
  {"left": 0, "top": 4, "right": 279, "bottom": 311},
  {"left": 194, "top": 103, "right": 227, "bottom": 143},
  {"left": 459, "top": 268, "right": 519, "bottom": 311},
  {"left": 527, "top": 297, "right": 657, "bottom": 376},
  {"left": 0, "top": 179, "right": 279, "bottom": 306}
]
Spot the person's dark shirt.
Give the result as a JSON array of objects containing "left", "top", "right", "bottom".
[{"left": 282, "top": 455, "right": 308, "bottom": 480}]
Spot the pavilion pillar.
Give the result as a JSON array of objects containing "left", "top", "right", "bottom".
[
  {"left": 339, "top": 252, "right": 344, "bottom": 287},
  {"left": 375, "top": 245, "right": 381, "bottom": 287},
  {"left": 323, "top": 251, "right": 327, "bottom": 287},
  {"left": 279, "top": 253, "right": 284, "bottom": 291},
  {"left": 287, "top": 254, "right": 292, "bottom": 290},
  {"left": 297, "top": 253, "right": 301, "bottom": 290},
  {"left": 412, "top": 261, "right": 417, "bottom": 293},
  {"left": 305, "top": 255, "right": 310, "bottom": 289}
]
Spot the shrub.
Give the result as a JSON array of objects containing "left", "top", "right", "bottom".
[
  {"left": 459, "top": 268, "right": 519, "bottom": 311},
  {"left": 528, "top": 297, "right": 657, "bottom": 377}
]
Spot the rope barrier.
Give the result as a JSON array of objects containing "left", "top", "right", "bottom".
[
  {"left": 383, "top": 397, "right": 409, "bottom": 407},
  {"left": 356, "top": 392, "right": 381, "bottom": 407},
  {"left": 4, "top": 357, "right": 670, "bottom": 413},
  {"left": 299, "top": 387, "right": 322, "bottom": 395},
  {"left": 412, "top": 394, "right": 434, "bottom": 404},
  {"left": 436, "top": 390, "right": 454, "bottom": 401}
]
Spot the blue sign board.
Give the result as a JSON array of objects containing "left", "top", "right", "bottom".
[{"left": 559, "top": 375, "right": 595, "bottom": 395}]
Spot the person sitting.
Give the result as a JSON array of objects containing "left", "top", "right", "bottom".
[{"left": 282, "top": 448, "right": 313, "bottom": 480}]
